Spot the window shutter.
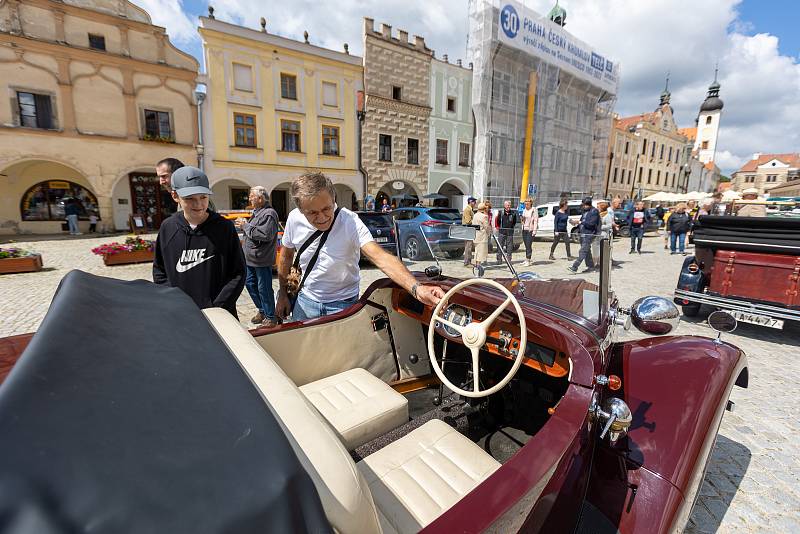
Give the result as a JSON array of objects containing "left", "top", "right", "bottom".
[{"left": 34, "top": 94, "right": 52, "bottom": 129}]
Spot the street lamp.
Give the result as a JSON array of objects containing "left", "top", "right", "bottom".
[{"left": 194, "top": 85, "right": 207, "bottom": 171}]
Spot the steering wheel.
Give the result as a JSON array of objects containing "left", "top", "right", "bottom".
[{"left": 428, "top": 278, "right": 527, "bottom": 398}]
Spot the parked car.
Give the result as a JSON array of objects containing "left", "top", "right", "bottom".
[
  {"left": 674, "top": 214, "right": 800, "bottom": 328},
  {"left": 392, "top": 207, "right": 464, "bottom": 260},
  {"left": 356, "top": 211, "right": 397, "bottom": 256},
  {"left": 613, "top": 207, "right": 661, "bottom": 237},
  {"left": 534, "top": 200, "right": 583, "bottom": 237},
  {"left": 0, "top": 236, "right": 748, "bottom": 534}
]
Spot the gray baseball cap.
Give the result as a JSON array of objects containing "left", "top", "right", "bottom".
[{"left": 171, "top": 166, "right": 213, "bottom": 197}]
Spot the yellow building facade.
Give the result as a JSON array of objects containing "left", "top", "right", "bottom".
[
  {"left": 0, "top": 0, "right": 199, "bottom": 234},
  {"left": 199, "top": 17, "right": 364, "bottom": 219}
]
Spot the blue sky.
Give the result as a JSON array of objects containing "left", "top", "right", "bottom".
[{"left": 736, "top": 0, "right": 798, "bottom": 58}]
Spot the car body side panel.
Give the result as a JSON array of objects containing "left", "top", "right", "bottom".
[
  {"left": 421, "top": 384, "right": 593, "bottom": 534},
  {"left": 607, "top": 336, "right": 746, "bottom": 491}
]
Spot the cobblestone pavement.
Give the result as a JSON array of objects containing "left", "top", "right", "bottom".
[{"left": 1, "top": 233, "right": 798, "bottom": 533}]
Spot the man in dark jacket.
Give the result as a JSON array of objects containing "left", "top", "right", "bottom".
[
  {"left": 626, "top": 200, "right": 651, "bottom": 254},
  {"left": 496, "top": 200, "right": 519, "bottom": 263},
  {"left": 64, "top": 198, "right": 81, "bottom": 235},
  {"left": 153, "top": 167, "right": 245, "bottom": 318},
  {"left": 667, "top": 204, "right": 691, "bottom": 255},
  {"left": 568, "top": 197, "right": 600, "bottom": 273},
  {"left": 236, "top": 186, "right": 279, "bottom": 326}
]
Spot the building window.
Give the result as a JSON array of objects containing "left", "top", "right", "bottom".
[
  {"left": 378, "top": 134, "right": 392, "bottom": 161},
  {"left": 668, "top": 146, "right": 673, "bottom": 161},
  {"left": 647, "top": 169, "right": 653, "bottom": 184},
  {"left": 672, "top": 173, "right": 676, "bottom": 188},
  {"left": 660, "top": 144, "right": 664, "bottom": 160},
  {"left": 656, "top": 170, "right": 661, "bottom": 185},
  {"left": 641, "top": 139, "right": 647, "bottom": 155},
  {"left": 407, "top": 138, "right": 419, "bottom": 165},
  {"left": 234, "top": 113, "right": 256, "bottom": 147},
  {"left": 143, "top": 109, "right": 172, "bottom": 141},
  {"left": 17, "top": 91, "right": 53, "bottom": 129},
  {"left": 322, "top": 82, "right": 337, "bottom": 106},
  {"left": 392, "top": 86, "right": 402, "bottom": 101},
  {"left": 281, "top": 120, "right": 301, "bottom": 152},
  {"left": 613, "top": 168, "right": 618, "bottom": 183},
  {"left": 459, "top": 142, "right": 470, "bottom": 167},
  {"left": 322, "top": 125, "right": 340, "bottom": 156},
  {"left": 638, "top": 167, "right": 643, "bottom": 182},
  {"left": 624, "top": 141, "right": 629, "bottom": 155},
  {"left": 767, "top": 175, "right": 777, "bottom": 183},
  {"left": 701, "top": 140, "right": 709, "bottom": 150},
  {"left": 233, "top": 63, "right": 253, "bottom": 92},
  {"left": 20, "top": 180, "right": 98, "bottom": 221},
  {"left": 650, "top": 142, "right": 655, "bottom": 158},
  {"left": 280, "top": 73, "right": 297, "bottom": 100},
  {"left": 447, "top": 97, "right": 456, "bottom": 113},
  {"left": 88, "top": 34, "right": 106, "bottom": 51},
  {"left": 628, "top": 170, "right": 632, "bottom": 184},
  {"left": 435, "top": 139, "right": 448, "bottom": 165},
  {"left": 706, "top": 116, "right": 712, "bottom": 125}
]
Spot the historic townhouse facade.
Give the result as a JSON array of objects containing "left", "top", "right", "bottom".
[
  {"left": 200, "top": 16, "right": 363, "bottom": 219},
  {"left": 361, "top": 18, "right": 432, "bottom": 206},
  {"left": 732, "top": 153, "right": 800, "bottom": 196},
  {"left": 428, "top": 56, "right": 474, "bottom": 206},
  {"left": 0, "top": 0, "right": 198, "bottom": 234}
]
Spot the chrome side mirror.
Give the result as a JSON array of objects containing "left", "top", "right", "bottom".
[
  {"left": 708, "top": 310, "right": 736, "bottom": 344},
  {"left": 593, "top": 397, "right": 632, "bottom": 444},
  {"left": 630, "top": 296, "right": 680, "bottom": 335}
]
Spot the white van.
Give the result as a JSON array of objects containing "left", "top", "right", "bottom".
[{"left": 535, "top": 200, "right": 583, "bottom": 239}]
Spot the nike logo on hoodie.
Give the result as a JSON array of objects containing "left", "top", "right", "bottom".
[{"left": 176, "top": 248, "right": 215, "bottom": 273}]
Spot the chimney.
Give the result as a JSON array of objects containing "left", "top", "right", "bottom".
[
  {"left": 260, "top": 17, "right": 266, "bottom": 32},
  {"left": 753, "top": 152, "right": 761, "bottom": 160},
  {"left": 398, "top": 30, "right": 408, "bottom": 44},
  {"left": 344, "top": 43, "right": 349, "bottom": 54},
  {"left": 457, "top": 59, "right": 462, "bottom": 66},
  {"left": 364, "top": 17, "right": 374, "bottom": 34},
  {"left": 414, "top": 35, "right": 426, "bottom": 50},
  {"left": 381, "top": 23, "right": 392, "bottom": 39},
  {"left": 443, "top": 54, "right": 448, "bottom": 63}
]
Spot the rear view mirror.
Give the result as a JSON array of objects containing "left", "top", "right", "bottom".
[
  {"left": 449, "top": 225, "right": 476, "bottom": 241},
  {"left": 708, "top": 311, "right": 737, "bottom": 333}
]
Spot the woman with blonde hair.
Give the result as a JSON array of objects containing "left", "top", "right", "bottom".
[
  {"left": 472, "top": 202, "right": 490, "bottom": 270},
  {"left": 520, "top": 197, "right": 538, "bottom": 266}
]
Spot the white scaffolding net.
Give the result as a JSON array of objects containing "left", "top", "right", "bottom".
[{"left": 468, "top": 0, "right": 618, "bottom": 206}]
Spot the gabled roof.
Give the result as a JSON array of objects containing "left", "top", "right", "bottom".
[
  {"left": 615, "top": 113, "right": 654, "bottom": 131},
  {"left": 678, "top": 127, "right": 697, "bottom": 142},
  {"left": 737, "top": 153, "right": 800, "bottom": 173}
]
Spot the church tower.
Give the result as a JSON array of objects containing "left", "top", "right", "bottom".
[{"left": 694, "top": 67, "right": 723, "bottom": 164}]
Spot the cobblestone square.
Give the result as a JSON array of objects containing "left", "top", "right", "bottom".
[{"left": 1, "top": 232, "right": 798, "bottom": 533}]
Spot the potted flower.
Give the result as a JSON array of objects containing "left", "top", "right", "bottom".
[
  {"left": 92, "top": 236, "right": 155, "bottom": 266},
  {"left": 0, "top": 246, "right": 43, "bottom": 274}
]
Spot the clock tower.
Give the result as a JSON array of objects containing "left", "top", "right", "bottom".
[{"left": 694, "top": 68, "right": 724, "bottom": 164}]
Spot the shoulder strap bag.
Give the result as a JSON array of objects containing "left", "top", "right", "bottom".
[{"left": 285, "top": 208, "right": 341, "bottom": 301}]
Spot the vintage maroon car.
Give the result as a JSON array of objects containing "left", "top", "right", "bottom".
[
  {"left": 0, "top": 238, "right": 748, "bottom": 533},
  {"left": 675, "top": 214, "right": 800, "bottom": 329}
]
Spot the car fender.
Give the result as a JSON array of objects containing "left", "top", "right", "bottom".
[
  {"left": 673, "top": 255, "right": 705, "bottom": 305},
  {"left": 583, "top": 336, "right": 747, "bottom": 533}
]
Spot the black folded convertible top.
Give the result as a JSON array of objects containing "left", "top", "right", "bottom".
[
  {"left": 693, "top": 215, "right": 800, "bottom": 255},
  {"left": 0, "top": 271, "right": 330, "bottom": 534}
]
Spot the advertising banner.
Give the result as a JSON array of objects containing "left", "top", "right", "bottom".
[{"left": 496, "top": 0, "right": 619, "bottom": 95}]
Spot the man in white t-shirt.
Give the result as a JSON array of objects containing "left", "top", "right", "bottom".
[{"left": 276, "top": 172, "right": 444, "bottom": 321}]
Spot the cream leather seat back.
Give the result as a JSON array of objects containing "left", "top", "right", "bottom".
[{"left": 202, "top": 309, "right": 382, "bottom": 534}]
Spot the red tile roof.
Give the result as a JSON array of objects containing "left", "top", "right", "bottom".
[
  {"left": 718, "top": 182, "right": 733, "bottom": 192},
  {"left": 737, "top": 153, "right": 800, "bottom": 173},
  {"left": 678, "top": 127, "right": 697, "bottom": 142},
  {"left": 615, "top": 113, "right": 654, "bottom": 131}
]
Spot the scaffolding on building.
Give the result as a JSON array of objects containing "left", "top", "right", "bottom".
[{"left": 468, "top": 0, "right": 618, "bottom": 207}]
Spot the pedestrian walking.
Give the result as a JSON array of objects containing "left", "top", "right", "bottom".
[
  {"left": 548, "top": 199, "right": 572, "bottom": 260},
  {"left": 594, "top": 200, "right": 613, "bottom": 261},
  {"left": 496, "top": 200, "right": 518, "bottom": 263},
  {"left": 668, "top": 203, "right": 691, "bottom": 255},
  {"left": 64, "top": 198, "right": 81, "bottom": 235},
  {"left": 568, "top": 197, "right": 600, "bottom": 273},
  {"left": 626, "top": 200, "right": 650, "bottom": 254},
  {"left": 521, "top": 197, "right": 538, "bottom": 266},
  {"left": 236, "top": 186, "right": 280, "bottom": 327},
  {"left": 662, "top": 207, "right": 673, "bottom": 250},
  {"left": 462, "top": 196, "right": 477, "bottom": 266},
  {"left": 472, "top": 202, "right": 490, "bottom": 270},
  {"left": 152, "top": 166, "right": 245, "bottom": 318}
]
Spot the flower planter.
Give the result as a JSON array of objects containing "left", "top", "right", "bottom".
[
  {"left": 102, "top": 250, "right": 154, "bottom": 266},
  {"left": 0, "top": 254, "right": 43, "bottom": 274}
]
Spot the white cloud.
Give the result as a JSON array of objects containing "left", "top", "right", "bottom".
[
  {"left": 145, "top": 0, "right": 800, "bottom": 176},
  {"left": 131, "top": 0, "right": 196, "bottom": 45}
]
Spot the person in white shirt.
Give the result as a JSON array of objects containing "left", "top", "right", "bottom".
[
  {"left": 276, "top": 172, "right": 444, "bottom": 321},
  {"left": 520, "top": 197, "right": 538, "bottom": 266}
]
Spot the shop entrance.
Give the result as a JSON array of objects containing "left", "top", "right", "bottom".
[{"left": 129, "top": 173, "right": 175, "bottom": 230}]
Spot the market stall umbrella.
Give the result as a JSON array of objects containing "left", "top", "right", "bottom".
[
  {"left": 644, "top": 191, "right": 671, "bottom": 201},
  {"left": 722, "top": 190, "right": 742, "bottom": 201},
  {"left": 391, "top": 193, "right": 418, "bottom": 203},
  {"left": 685, "top": 191, "right": 711, "bottom": 201},
  {"left": 422, "top": 193, "right": 448, "bottom": 200}
]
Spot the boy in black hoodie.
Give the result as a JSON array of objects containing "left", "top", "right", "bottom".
[{"left": 153, "top": 166, "right": 245, "bottom": 318}]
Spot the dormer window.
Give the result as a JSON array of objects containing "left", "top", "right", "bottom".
[
  {"left": 392, "top": 86, "right": 402, "bottom": 101},
  {"left": 88, "top": 34, "right": 106, "bottom": 51}
]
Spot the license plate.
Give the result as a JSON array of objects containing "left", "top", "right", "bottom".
[
  {"left": 726, "top": 310, "right": 784, "bottom": 329},
  {"left": 375, "top": 237, "right": 389, "bottom": 243}
]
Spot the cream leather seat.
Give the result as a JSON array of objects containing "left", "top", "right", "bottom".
[
  {"left": 202, "top": 308, "right": 499, "bottom": 534},
  {"left": 358, "top": 419, "right": 501, "bottom": 533},
  {"left": 300, "top": 368, "right": 408, "bottom": 450}
]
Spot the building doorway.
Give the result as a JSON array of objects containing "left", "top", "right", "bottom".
[
  {"left": 129, "top": 173, "right": 174, "bottom": 230},
  {"left": 272, "top": 189, "right": 289, "bottom": 221}
]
